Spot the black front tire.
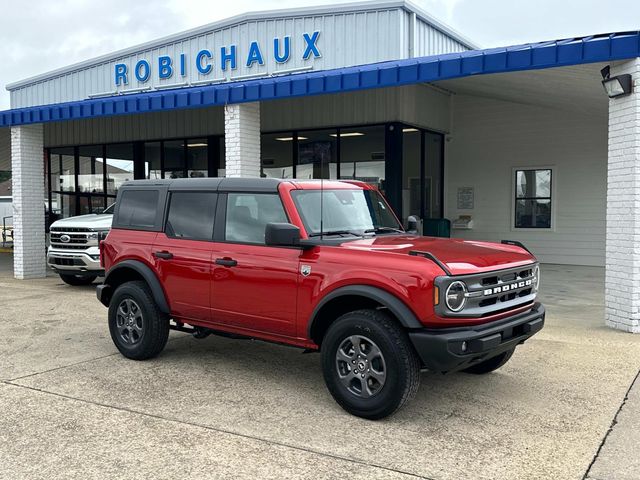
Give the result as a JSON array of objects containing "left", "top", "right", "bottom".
[
  {"left": 321, "top": 309, "right": 421, "bottom": 420},
  {"left": 108, "top": 281, "right": 169, "bottom": 360},
  {"left": 462, "top": 348, "right": 515, "bottom": 374},
  {"left": 59, "top": 273, "right": 97, "bottom": 286}
]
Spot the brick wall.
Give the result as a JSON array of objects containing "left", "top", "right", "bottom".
[
  {"left": 11, "top": 124, "right": 46, "bottom": 279},
  {"left": 606, "top": 58, "right": 640, "bottom": 332},
  {"left": 224, "top": 103, "right": 260, "bottom": 178}
]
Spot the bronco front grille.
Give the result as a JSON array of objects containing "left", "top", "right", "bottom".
[{"left": 435, "top": 265, "right": 538, "bottom": 318}]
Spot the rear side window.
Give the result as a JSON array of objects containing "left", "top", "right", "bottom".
[
  {"left": 166, "top": 192, "right": 217, "bottom": 240},
  {"left": 117, "top": 190, "right": 159, "bottom": 228},
  {"left": 225, "top": 193, "right": 288, "bottom": 244}
]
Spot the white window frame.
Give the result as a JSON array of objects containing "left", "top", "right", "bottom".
[{"left": 510, "top": 165, "right": 556, "bottom": 232}]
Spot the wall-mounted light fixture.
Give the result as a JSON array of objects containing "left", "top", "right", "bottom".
[{"left": 601, "top": 65, "right": 634, "bottom": 98}]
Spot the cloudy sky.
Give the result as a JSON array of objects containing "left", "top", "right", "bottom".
[{"left": 1, "top": 0, "right": 639, "bottom": 110}]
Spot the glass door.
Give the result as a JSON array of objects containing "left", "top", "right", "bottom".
[{"left": 401, "top": 126, "right": 444, "bottom": 229}]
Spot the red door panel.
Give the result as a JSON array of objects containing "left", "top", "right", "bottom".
[
  {"left": 210, "top": 243, "right": 300, "bottom": 337},
  {"left": 153, "top": 233, "right": 214, "bottom": 321}
]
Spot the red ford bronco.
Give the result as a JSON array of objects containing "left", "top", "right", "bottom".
[{"left": 97, "top": 178, "right": 544, "bottom": 419}]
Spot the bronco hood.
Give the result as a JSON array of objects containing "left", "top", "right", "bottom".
[{"left": 340, "top": 235, "right": 536, "bottom": 275}]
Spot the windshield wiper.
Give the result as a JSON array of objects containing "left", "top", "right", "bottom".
[
  {"left": 364, "top": 226, "right": 405, "bottom": 234},
  {"left": 308, "top": 230, "right": 362, "bottom": 238}
]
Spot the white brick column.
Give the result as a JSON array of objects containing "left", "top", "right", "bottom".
[
  {"left": 606, "top": 59, "right": 640, "bottom": 332},
  {"left": 11, "top": 124, "right": 46, "bottom": 279},
  {"left": 224, "top": 102, "right": 261, "bottom": 178}
]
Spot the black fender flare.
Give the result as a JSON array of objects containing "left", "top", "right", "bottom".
[
  {"left": 103, "top": 260, "right": 170, "bottom": 314},
  {"left": 307, "top": 285, "right": 423, "bottom": 337}
]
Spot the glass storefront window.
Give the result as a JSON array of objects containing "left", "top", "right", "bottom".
[
  {"left": 164, "top": 140, "right": 185, "bottom": 179},
  {"left": 261, "top": 133, "right": 294, "bottom": 178},
  {"left": 187, "top": 139, "right": 208, "bottom": 178},
  {"left": 78, "top": 145, "right": 104, "bottom": 194},
  {"left": 145, "top": 142, "right": 162, "bottom": 179},
  {"left": 106, "top": 144, "right": 134, "bottom": 195},
  {"left": 424, "top": 132, "right": 443, "bottom": 219},
  {"left": 296, "top": 129, "right": 337, "bottom": 180},
  {"left": 339, "top": 126, "right": 386, "bottom": 192},
  {"left": 218, "top": 140, "right": 226, "bottom": 177},
  {"left": 402, "top": 128, "right": 422, "bottom": 222},
  {"left": 48, "top": 147, "right": 75, "bottom": 193}
]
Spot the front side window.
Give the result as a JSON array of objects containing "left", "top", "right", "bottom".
[
  {"left": 117, "top": 190, "right": 159, "bottom": 228},
  {"left": 225, "top": 193, "right": 288, "bottom": 244},
  {"left": 292, "top": 189, "right": 402, "bottom": 236},
  {"left": 515, "top": 169, "right": 552, "bottom": 228},
  {"left": 166, "top": 192, "right": 216, "bottom": 240}
]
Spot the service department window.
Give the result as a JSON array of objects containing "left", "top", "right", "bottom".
[{"left": 514, "top": 168, "right": 552, "bottom": 229}]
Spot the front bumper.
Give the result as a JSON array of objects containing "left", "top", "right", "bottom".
[
  {"left": 47, "top": 248, "right": 104, "bottom": 277},
  {"left": 409, "top": 303, "right": 545, "bottom": 373}
]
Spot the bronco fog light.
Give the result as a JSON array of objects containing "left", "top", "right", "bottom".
[{"left": 445, "top": 281, "right": 467, "bottom": 312}]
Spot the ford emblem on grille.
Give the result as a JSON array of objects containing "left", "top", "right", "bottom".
[{"left": 59, "top": 234, "right": 71, "bottom": 243}]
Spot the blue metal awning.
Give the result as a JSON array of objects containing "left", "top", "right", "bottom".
[{"left": 1, "top": 31, "right": 639, "bottom": 128}]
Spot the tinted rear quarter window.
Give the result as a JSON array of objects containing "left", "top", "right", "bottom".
[
  {"left": 166, "top": 192, "right": 217, "bottom": 240},
  {"left": 117, "top": 190, "right": 159, "bottom": 228}
]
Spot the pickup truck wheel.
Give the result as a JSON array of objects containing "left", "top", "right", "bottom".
[
  {"left": 462, "top": 348, "right": 515, "bottom": 374},
  {"left": 59, "top": 273, "right": 97, "bottom": 286},
  {"left": 108, "top": 281, "right": 169, "bottom": 360},
  {"left": 321, "top": 309, "right": 420, "bottom": 420}
]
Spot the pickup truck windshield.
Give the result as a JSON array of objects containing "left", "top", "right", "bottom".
[{"left": 292, "top": 189, "right": 403, "bottom": 236}]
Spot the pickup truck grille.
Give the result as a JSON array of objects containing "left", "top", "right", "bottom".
[
  {"left": 435, "top": 264, "right": 538, "bottom": 318},
  {"left": 50, "top": 227, "right": 96, "bottom": 248}
]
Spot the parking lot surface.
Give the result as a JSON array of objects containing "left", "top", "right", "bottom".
[{"left": 1, "top": 254, "right": 639, "bottom": 480}]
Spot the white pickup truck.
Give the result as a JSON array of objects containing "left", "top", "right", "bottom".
[{"left": 47, "top": 204, "right": 113, "bottom": 285}]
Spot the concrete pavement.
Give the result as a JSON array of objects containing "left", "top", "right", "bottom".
[{"left": 1, "top": 255, "right": 640, "bottom": 479}]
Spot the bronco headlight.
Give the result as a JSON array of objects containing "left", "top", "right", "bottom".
[
  {"left": 445, "top": 281, "right": 467, "bottom": 312},
  {"left": 534, "top": 265, "right": 541, "bottom": 290}
]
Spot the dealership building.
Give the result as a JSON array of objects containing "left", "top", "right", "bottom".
[{"left": 1, "top": 1, "right": 639, "bottom": 332}]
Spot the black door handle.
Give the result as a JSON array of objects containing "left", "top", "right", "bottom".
[
  {"left": 153, "top": 251, "right": 173, "bottom": 260},
  {"left": 215, "top": 258, "right": 237, "bottom": 267}
]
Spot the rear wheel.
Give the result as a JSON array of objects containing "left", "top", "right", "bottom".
[
  {"left": 108, "top": 281, "right": 169, "bottom": 360},
  {"left": 321, "top": 309, "right": 420, "bottom": 420},
  {"left": 462, "top": 348, "right": 515, "bottom": 374},
  {"left": 59, "top": 273, "right": 97, "bottom": 286}
]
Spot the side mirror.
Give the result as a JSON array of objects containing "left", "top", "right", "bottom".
[
  {"left": 407, "top": 215, "right": 420, "bottom": 234},
  {"left": 265, "top": 222, "right": 301, "bottom": 247}
]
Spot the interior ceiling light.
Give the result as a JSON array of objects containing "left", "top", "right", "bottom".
[
  {"left": 329, "top": 132, "right": 364, "bottom": 137},
  {"left": 275, "top": 136, "right": 308, "bottom": 141}
]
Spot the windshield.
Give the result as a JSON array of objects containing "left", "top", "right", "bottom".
[
  {"left": 292, "top": 189, "right": 403, "bottom": 236},
  {"left": 103, "top": 203, "right": 116, "bottom": 215}
]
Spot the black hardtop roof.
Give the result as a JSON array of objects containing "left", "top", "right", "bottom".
[{"left": 119, "top": 177, "right": 282, "bottom": 193}]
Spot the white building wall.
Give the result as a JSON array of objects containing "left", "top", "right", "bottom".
[
  {"left": 11, "top": 124, "right": 46, "bottom": 279},
  {"left": 446, "top": 94, "right": 607, "bottom": 266},
  {"left": 605, "top": 58, "right": 640, "bottom": 333},
  {"left": 225, "top": 103, "right": 261, "bottom": 177}
]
